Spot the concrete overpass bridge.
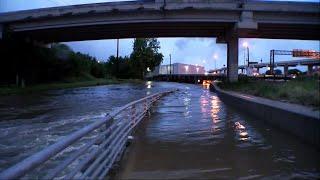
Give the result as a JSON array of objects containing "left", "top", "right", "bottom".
[
  {"left": 209, "top": 58, "right": 320, "bottom": 75},
  {"left": 0, "top": 0, "right": 319, "bottom": 82},
  {"left": 150, "top": 73, "right": 226, "bottom": 84}
]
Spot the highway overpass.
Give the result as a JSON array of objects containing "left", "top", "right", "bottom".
[
  {"left": 209, "top": 58, "right": 320, "bottom": 75},
  {"left": 0, "top": 0, "right": 319, "bottom": 82}
]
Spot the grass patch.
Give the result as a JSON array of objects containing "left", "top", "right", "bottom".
[
  {"left": 0, "top": 75, "right": 143, "bottom": 96},
  {"left": 218, "top": 77, "right": 320, "bottom": 107}
]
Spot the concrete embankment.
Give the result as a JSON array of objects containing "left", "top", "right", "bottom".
[{"left": 210, "top": 83, "right": 320, "bottom": 148}]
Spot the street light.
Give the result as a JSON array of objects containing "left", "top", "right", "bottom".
[
  {"left": 213, "top": 54, "right": 218, "bottom": 69},
  {"left": 242, "top": 42, "right": 250, "bottom": 67},
  {"left": 169, "top": 54, "right": 172, "bottom": 75}
]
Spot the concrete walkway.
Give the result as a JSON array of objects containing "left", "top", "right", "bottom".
[{"left": 218, "top": 87, "right": 320, "bottom": 120}]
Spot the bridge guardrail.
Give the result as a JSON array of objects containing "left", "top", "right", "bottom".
[{"left": 0, "top": 90, "right": 176, "bottom": 180}]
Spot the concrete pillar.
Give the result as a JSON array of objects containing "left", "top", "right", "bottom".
[
  {"left": 237, "top": 11, "right": 258, "bottom": 29},
  {"left": 0, "top": 24, "right": 3, "bottom": 39},
  {"left": 308, "top": 65, "right": 313, "bottom": 76},
  {"left": 227, "top": 37, "right": 238, "bottom": 82},
  {"left": 283, "top": 65, "right": 288, "bottom": 76}
]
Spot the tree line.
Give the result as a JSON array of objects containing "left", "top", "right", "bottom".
[{"left": 0, "top": 38, "right": 163, "bottom": 86}]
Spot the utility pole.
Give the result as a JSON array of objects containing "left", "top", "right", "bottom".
[
  {"left": 247, "top": 46, "right": 250, "bottom": 67},
  {"left": 116, "top": 39, "right": 119, "bottom": 75},
  {"left": 215, "top": 60, "right": 216, "bottom": 70},
  {"left": 116, "top": 39, "right": 119, "bottom": 61},
  {"left": 270, "top": 49, "right": 275, "bottom": 75},
  {"left": 169, "top": 54, "right": 172, "bottom": 75},
  {"left": 243, "top": 49, "right": 246, "bottom": 66}
]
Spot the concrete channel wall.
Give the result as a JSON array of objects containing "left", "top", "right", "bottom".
[{"left": 210, "top": 83, "right": 320, "bottom": 148}]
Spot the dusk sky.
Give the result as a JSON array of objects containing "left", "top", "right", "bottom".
[{"left": 1, "top": 0, "right": 319, "bottom": 72}]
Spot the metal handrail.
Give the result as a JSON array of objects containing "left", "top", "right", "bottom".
[{"left": 0, "top": 90, "right": 176, "bottom": 180}]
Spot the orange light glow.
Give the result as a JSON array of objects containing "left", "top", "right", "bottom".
[
  {"left": 202, "top": 80, "right": 211, "bottom": 89},
  {"left": 202, "top": 80, "right": 211, "bottom": 86}
]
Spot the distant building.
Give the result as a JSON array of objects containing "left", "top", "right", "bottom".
[{"left": 149, "top": 63, "right": 205, "bottom": 76}]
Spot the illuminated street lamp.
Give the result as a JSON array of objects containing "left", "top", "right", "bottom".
[
  {"left": 213, "top": 54, "right": 218, "bottom": 69},
  {"left": 242, "top": 42, "right": 250, "bottom": 67}
]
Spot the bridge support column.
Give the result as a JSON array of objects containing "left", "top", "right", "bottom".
[
  {"left": 227, "top": 36, "right": 238, "bottom": 82},
  {"left": 307, "top": 65, "right": 313, "bottom": 76},
  {"left": 0, "top": 24, "right": 3, "bottom": 39},
  {"left": 284, "top": 65, "right": 288, "bottom": 76}
]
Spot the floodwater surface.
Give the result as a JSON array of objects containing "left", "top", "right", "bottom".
[
  {"left": 117, "top": 83, "right": 320, "bottom": 179},
  {"left": 0, "top": 82, "right": 319, "bottom": 179},
  {"left": 0, "top": 82, "right": 171, "bottom": 172}
]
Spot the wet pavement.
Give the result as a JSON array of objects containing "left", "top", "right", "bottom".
[{"left": 0, "top": 82, "right": 319, "bottom": 179}]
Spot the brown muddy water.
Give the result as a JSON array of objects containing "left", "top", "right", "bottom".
[{"left": 0, "top": 82, "right": 319, "bottom": 179}]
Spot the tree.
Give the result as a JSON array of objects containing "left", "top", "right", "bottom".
[
  {"left": 288, "top": 68, "right": 302, "bottom": 75},
  {"left": 266, "top": 69, "right": 282, "bottom": 75},
  {"left": 130, "top": 38, "right": 163, "bottom": 79}
]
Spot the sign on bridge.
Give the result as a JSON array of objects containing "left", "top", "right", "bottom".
[{"left": 292, "top": 49, "right": 320, "bottom": 58}]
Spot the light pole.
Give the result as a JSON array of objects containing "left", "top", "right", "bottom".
[
  {"left": 116, "top": 39, "right": 119, "bottom": 74},
  {"left": 242, "top": 42, "right": 250, "bottom": 67},
  {"left": 169, "top": 54, "right": 172, "bottom": 75},
  {"left": 116, "top": 39, "right": 119, "bottom": 61},
  {"left": 213, "top": 54, "right": 218, "bottom": 69}
]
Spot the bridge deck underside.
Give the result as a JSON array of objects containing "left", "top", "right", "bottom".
[
  {"left": 13, "top": 22, "right": 229, "bottom": 42},
  {"left": 11, "top": 22, "right": 320, "bottom": 42}
]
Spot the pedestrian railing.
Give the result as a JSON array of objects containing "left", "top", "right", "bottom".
[{"left": 0, "top": 90, "right": 176, "bottom": 180}]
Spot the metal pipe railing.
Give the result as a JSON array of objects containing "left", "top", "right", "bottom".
[{"left": 0, "top": 90, "right": 175, "bottom": 180}]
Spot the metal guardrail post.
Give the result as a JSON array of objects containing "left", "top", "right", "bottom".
[
  {"left": 144, "top": 100, "right": 147, "bottom": 112},
  {"left": 105, "top": 113, "right": 112, "bottom": 139},
  {"left": 131, "top": 104, "right": 136, "bottom": 125}
]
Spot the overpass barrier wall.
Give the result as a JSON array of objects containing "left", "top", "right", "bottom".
[{"left": 0, "top": 90, "right": 176, "bottom": 180}]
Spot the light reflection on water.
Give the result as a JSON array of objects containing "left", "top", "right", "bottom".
[{"left": 118, "top": 83, "right": 320, "bottom": 179}]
